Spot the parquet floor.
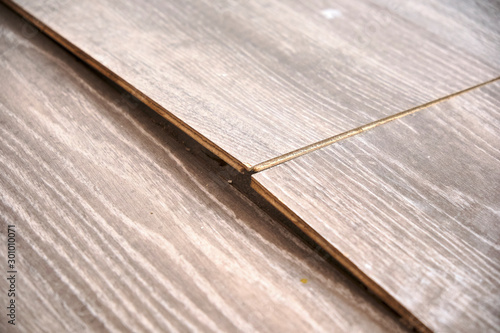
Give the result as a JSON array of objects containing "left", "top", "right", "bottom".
[{"left": 1, "top": 0, "right": 499, "bottom": 332}]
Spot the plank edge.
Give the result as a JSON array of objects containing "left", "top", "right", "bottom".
[
  {"left": 0, "top": 0, "right": 251, "bottom": 173},
  {"left": 250, "top": 176, "right": 430, "bottom": 333}
]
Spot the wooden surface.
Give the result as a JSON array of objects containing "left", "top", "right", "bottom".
[
  {"left": 3, "top": 0, "right": 499, "bottom": 171},
  {"left": 253, "top": 81, "right": 500, "bottom": 332},
  {"left": 0, "top": 6, "right": 408, "bottom": 332}
]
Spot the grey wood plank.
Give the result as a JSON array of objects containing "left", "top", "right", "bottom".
[
  {"left": 0, "top": 6, "right": 408, "bottom": 332},
  {"left": 253, "top": 81, "right": 500, "bottom": 332},
  {"left": 3, "top": 0, "right": 499, "bottom": 171}
]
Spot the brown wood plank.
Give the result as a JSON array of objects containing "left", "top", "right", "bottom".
[
  {"left": 0, "top": 6, "right": 409, "bottom": 332},
  {"left": 253, "top": 81, "right": 500, "bottom": 332},
  {"left": 3, "top": 0, "right": 499, "bottom": 171}
]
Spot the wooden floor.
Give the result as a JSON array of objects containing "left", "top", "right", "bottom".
[
  {"left": 1, "top": 0, "right": 499, "bottom": 332},
  {"left": 0, "top": 7, "right": 406, "bottom": 332},
  {"left": 253, "top": 81, "right": 500, "bottom": 332},
  {"left": 3, "top": 0, "right": 499, "bottom": 171}
]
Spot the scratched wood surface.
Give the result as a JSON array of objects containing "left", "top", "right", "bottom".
[
  {"left": 253, "top": 81, "right": 500, "bottom": 333},
  {"left": 0, "top": 6, "right": 409, "bottom": 332},
  {"left": 3, "top": 0, "right": 499, "bottom": 171}
]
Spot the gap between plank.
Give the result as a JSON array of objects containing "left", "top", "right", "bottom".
[{"left": 251, "top": 76, "right": 500, "bottom": 172}]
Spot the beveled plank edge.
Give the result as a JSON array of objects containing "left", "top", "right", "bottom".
[
  {"left": 0, "top": 0, "right": 251, "bottom": 173},
  {"left": 251, "top": 76, "right": 500, "bottom": 172},
  {"left": 250, "top": 177, "right": 429, "bottom": 333}
]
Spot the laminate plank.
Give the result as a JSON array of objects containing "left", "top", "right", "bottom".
[
  {"left": 253, "top": 81, "right": 500, "bottom": 332},
  {"left": 3, "top": 0, "right": 499, "bottom": 171},
  {"left": 0, "top": 6, "right": 408, "bottom": 332}
]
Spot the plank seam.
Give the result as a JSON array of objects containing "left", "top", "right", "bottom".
[{"left": 251, "top": 76, "right": 500, "bottom": 172}]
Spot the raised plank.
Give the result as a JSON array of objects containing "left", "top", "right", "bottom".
[
  {"left": 0, "top": 6, "right": 408, "bottom": 332},
  {"left": 253, "top": 81, "right": 500, "bottom": 332},
  {"left": 3, "top": 0, "right": 499, "bottom": 171}
]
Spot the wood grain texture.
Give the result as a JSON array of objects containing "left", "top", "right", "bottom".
[
  {"left": 253, "top": 81, "right": 500, "bottom": 332},
  {"left": 0, "top": 6, "right": 408, "bottom": 332},
  {"left": 3, "top": 0, "right": 499, "bottom": 170}
]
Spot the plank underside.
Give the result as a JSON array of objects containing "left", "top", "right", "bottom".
[
  {"left": 253, "top": 81, "right": 500, "bottom": 332},
  {"left": 0, "top": 6, "right": 407, "bottom": 333},
  {"left": 4, "top": 0, "right": 500, "bottom": 169}
]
